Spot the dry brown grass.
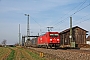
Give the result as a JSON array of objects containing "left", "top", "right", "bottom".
[
  {"left": 0, "top": 47, "right": 11, "bottom": 60},
  {"left": 0, "top": 47, "right": 46, "bottom": 60},
  {"left": 10, "top": 47, "right": 33, "bottom": 60}
]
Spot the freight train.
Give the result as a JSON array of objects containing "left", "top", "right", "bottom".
[{"left": 31, "top": 32, "right": 60, "bottom": 49}]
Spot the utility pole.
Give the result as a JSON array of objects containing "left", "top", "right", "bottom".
[
  {"left": 22, "top": 36, "right": 25, "bottom": 46},
  {"left": 25, "top": 14, "right": 30, "bottom": 40},
  {"left": 70, "top": 17, "right": 72, "bottom": 43},
  {"left": 70, "top": 17, "right": 75, "bottom": 48},
  {"left": 19, "top": 24, "right": 21, "bottom": 46},
  {"left": 47, "top": 27, "right": 53, "bottom": 32}
]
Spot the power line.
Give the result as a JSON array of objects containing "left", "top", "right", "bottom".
[
  {"left": 76, "top": 0, "right": 87, "bottom": 12},
  {"left": 53, "top": 14, "right": 90, "bottom": 31},
  {"left": 73, "top": 14, "right": 90, "bottom": 24},
  {"left": 51, "top": 0, "right": 87, "bottom": 27},
  {"left": 74, "top": 18, "right": 90, "bottom": 25},
  {"left": 71, "top": 3, "right": 90, "bottom": 16},
  {"left": 53, "top": 3, "right": 90, "bottom": 28},
  {"left": 56, "top": 18, "right": 90, "bottom": 32}
]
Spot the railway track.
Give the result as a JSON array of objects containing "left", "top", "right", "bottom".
[
  {"left": 29, "top": 47, "right": 90, "bottom": 60},
  {"left": 29, "top": 47, "right": 90, "bottom": 53},
  {"left": 66, "top": 49, "right": 90, "bottom": 54}
]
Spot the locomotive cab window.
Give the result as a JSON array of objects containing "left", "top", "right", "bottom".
[
  {"left": 55, "top": 34, "right": 58, "bottom": 36},
  {"left": 50, "top": 34, "right": 59, "bottom": 37}
]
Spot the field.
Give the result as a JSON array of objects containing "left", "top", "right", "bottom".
[{"left": 0, "top": 47, "right": 46, "bottom": 60}]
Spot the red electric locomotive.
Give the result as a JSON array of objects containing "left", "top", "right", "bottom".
[{"left": 37, "top": 32, "right": 60, "bottom": 48}]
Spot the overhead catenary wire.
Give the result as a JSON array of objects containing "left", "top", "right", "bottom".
[
  {"left": 30, "top": 16, "right": 47, "bottom": 34},
  {"left": 30, "top": 16, "right": 44, "bottom": 28}
]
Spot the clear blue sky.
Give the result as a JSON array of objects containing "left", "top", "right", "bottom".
[{"left": 0, "top": 0, "right": 90, "bottom": 44}]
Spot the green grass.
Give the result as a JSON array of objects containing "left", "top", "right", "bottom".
[
  {"left": 26, "top": 49, "right": 46, "bottom": 60},
  {"left": 7, "top": 48, "right": 15, "bottom": 60}
]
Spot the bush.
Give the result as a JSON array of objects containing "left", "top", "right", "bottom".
[{"left": 0, "top": 45, "right": 2, "bottom": 47}]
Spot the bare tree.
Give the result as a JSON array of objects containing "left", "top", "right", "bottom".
[
  {"left": 14, "top": 42, "right": 19, "bottom": 46},
  {"left": 2, "top": 40, "right": 7, "bottom": 47}
]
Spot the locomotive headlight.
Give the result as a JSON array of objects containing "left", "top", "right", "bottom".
[
  {"left": 50, "top": 39, "right": 52, "bottom": 41},
  {"left": 57, "top": 39, "right": 59, "bottom": 41}
]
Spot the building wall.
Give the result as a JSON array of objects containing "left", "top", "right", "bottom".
[
  {"left": 60, "top": 32, "right": 70, "bottom": 45},
  {"left": 60, "top": 27, "right": 87, "bottom": 46},
  {"left": 74, "top": 28, "right": 86, "bottom": 44}
]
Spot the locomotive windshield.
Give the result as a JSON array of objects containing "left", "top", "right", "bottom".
[{"left": 50, "top": 34, "right": 59, "bottom": 37}]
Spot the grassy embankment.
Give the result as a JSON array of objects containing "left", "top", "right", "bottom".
[
  {"left": 26, "top": 48, "right": 46, "bottom": 60},
  {"left": 7, "top": 47, "right": 15, "bottom": 60},
  {"left": 0, "top": 47, "right": 11, "bottom": 60},
  {"left": 6, "top": 47, "right": 46, "bottom": 60}
]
